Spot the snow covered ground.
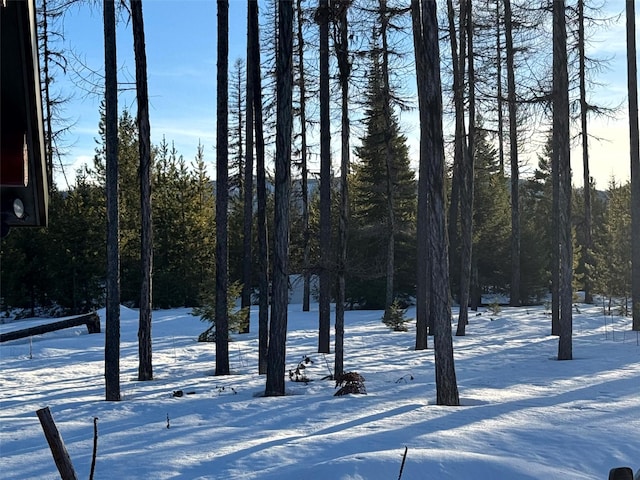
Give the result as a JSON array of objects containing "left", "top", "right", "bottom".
[{"left": 1, "top": 301, "right": 638, "bottom": 479}]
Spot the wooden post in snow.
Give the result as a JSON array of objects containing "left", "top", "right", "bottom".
[{"left": 36, "top": 407, "right": 78, "bottom": 480}]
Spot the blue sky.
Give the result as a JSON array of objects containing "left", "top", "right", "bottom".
[
  {"left": 55, "top": 0, "right": 634, "bottom": 189},
  {"left": 58, "top": 0, "right": 247, "bottom": 186}
]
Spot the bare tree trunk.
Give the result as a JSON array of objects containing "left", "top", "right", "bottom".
[
  {"left": 578, "top": 0, "right": 593, "bottom": 305},
  {"left": 131, "top": 0, "right": 153, "bottom": 381},
  {"left": 552, "top": 135, "right": 560, "bottom": 335},
  {"left": 411, "top": 0, "right": 429, "bottom": 351},
  {"left": 380, "top": 0, "right": 396, "bottom": 317},
  {"left": 457, "top": 0, "right": 475, "bottom": 337},
  {"left": 39, "top": 0, "right": 54, "bottom": 189},
  {"left": 334, "top": 0, "right": 351, "bottom": 379},
  {"left": 626, "top": 0, "right": 640, "bottom": 331},
  {"left": 318, "top": 0, "right": 331, "bottom": 354},
  {"left": 242, "top": 0, "right": 255, "bottom": 333},
  {"left": 36, "top": 407, "right": 78, "bottom": 480},
  {"left": 103, "top": 0, "right": 120, "bottom": 402},
  {"left": 265, "top": 0, "right": 293, "bottom": 396},
  {"left": 554, "top": 0, "right": 573, "bottom": 360},
  {"left": 504, "top": 0, "right": 520, "bottom": 307},
  {"left": 446, "top": 0, "right": 466, "bottom": 304},
  {"left": 422, "top": 0, "right": 459, "bottom": 406},
  {"left": 297, "top": 0, "right": 311, "bottom": 313},
  {"left": 215, "top": 0, "right": 230, "bottom": 376},
  {"left": 495, "top": 1, "right": 505, "bottom": 177},
  {"left": 249, "top": 0, "right": 270, "bottom": 374}
]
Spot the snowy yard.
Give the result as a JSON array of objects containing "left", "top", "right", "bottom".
[{"left": 1, "top": 302, "right": 638, "bottom": 479}]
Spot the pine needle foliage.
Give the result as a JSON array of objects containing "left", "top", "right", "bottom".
[
  {"left": 193, "top": 281, "right": 248, "bottom": 342},
  {"left": 382, "top": 300, "right": 410, "bottom": 331}
]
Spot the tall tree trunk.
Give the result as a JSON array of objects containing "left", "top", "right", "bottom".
[
  {"left": 554, "top": 0, "right": 572, "bottom": 360},
  {"left": 626, "top": 0, "right": 640, "bottom": 331},
  {"left": 380, "top": 0, "right": 396, "bottom": 317},
  {"left": 422, "top": 0, "right": 459, "bottom": 406},
  {"left": 318, "top": 0, "right": 331, "bottom": 354},
  {"left": 103, "top": 0, "right": 120, "bottom": 401},
  {"left": 334, "top": 0, "right": 351, "bottom": 379},
  {"left": 411, "top": 0, "right": 429, "bottom": 351},
  {"left": 456, "top": 0, "right": 475, "bottom": 337},
  {"left": 215, "top": 0, "right": 230, "bottom": 376},
  {"left": 40, "top": 0, "right": 54, "bottom": 189},
  {"left": 249, "top": 0, "right": 269, "bottom": 374},
  {"left": 504, "top": 0, "right": 520, "bottom": 307},
  {"left": 552, "top": 131, "right": 560, "bottom": 334},
  {"left": 131, "top": 0, "right": 153, "bottom": 381},
  {"left": 265, "top": 0, "right": 293, "bottom": 396},
  {"left": 578, "top": 0, "right": 593, "bottom": 305},
  {"left": 297, "top": 0, "right": 311, "bottom": 313},
  {"left": 495, "top": 1, "right": 505, "bottom": 177},
  {"left": 242, "top": 0, "right": 255, "bottom": 333},
  {"left": 446, "top": 0, "right": 466, "bottom": 304}
]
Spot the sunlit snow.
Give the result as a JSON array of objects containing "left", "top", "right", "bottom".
[{"left": 1, "top": 300, "right": 638, "bottom": 479}]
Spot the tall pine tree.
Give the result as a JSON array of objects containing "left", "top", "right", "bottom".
[{"left": 349, "top": 52, "right": 416, "bottom": 309}]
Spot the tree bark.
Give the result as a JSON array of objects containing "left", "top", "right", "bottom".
[
  {"left": 578, "top": 0, "right": 593, "bottom": 305},
  {"left": 554, "top": 0, "right": 573, "bottom": 360},
  {"left": 265, "top": 0, "right": 293, "bottom": 396},
  {"left": 40, "top": 0, "right": 54, "bottom": 189},
  {"left": 131, "top": 0, "right": 153, "bottom": 382},
  {"left": 380, "top": 0, "right": 396, "bottom": 318},
  {"left": 249, "top": 0, "right": 269, "bottom": 374},
  {"left": 552, "top": 130, "right": 560, "bottom": 335},
  {"left": 36, "top": 407, "right": 78, "bottom": 480},
  {"left": 103, "top": 0, "right": 120, "bottom": 402},
  {"left": 456, "top": 0, "right": 475, "bottom": 337},
  {"left": 215, "top": 0, "right": 230, "bottom": 376},
  {"left": 242, "top": 7, "right": 254, "bottom": 334},
  {"left": 504, "top": 0, "right": 520, "bottom": 307},
  {"left": 496, "top": 1, "right": 505, "bottom": 176},
  {"left": 296, "top": 0, "right": 311, "bottom": 313},
  {"left": 411, "top": 0, "right": 429, "bottom": 351},
  {"left": 446, "top": 0, "right": 466, "bottom": 304},
  {"left": 422, "top": 0, "right": 459, "bottom": 406},
  {"left": 318, "top": 0, "right": 331, "bottom": 354},
  {"left": 334, "top": 0, "right": 351, "bottom": 379},
  {"left": 626, "top": 0, "right": 640, "bottom": 331}
]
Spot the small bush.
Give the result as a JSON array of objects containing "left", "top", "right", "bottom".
[
  {"left": 382, "top": 300, "right": 410, "bottom": 332},
  {"left": 488, "top": 300, "right": 501, "bottom": 316},
  {"left": 334, "top": 372, "right": 366, "bottom": 396},
  {"left": 289, "top": 355, "right": 314, "bottom": 383},
  {"left": 193, "top": 281, "right": 249, "bottom": 342}
]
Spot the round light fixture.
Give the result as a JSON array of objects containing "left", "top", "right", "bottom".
[{"left": 13, "top": 198, "right": 25, "bottom": 219}]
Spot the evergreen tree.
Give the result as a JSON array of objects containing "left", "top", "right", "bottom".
[
  {"left": 0, "top": 216, "right": 52, "bottom": 315},
  {"left": 93, "top": 110, "right": 141, "bottom": 306},
  {"left": 520, "top": 139, "right": 554, "bottom": 304},
  {"left": 152, "top": 138, "right": 181, "bottom": 307},
  {"left": 592, "top": 180, "right": 632, "bottom": 313},
  {"left": 47, "top": 175, "right": 106, "bottom": 314},
  {"left": 348, "top": 53, "right": 416, "bottom": 309},
  {"left": 471, "top": 126, "right": 510, "bottom": 303},
  {"left": 152, "top": 141, "right": 215, "bottom": 308}
]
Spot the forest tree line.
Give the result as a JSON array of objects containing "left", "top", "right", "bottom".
[
  {"left": 1, "top": 0, "right": 639, "bottom": 403},
  {"left": 0, "top": 110, "right": 633, "bottom": 318}
]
